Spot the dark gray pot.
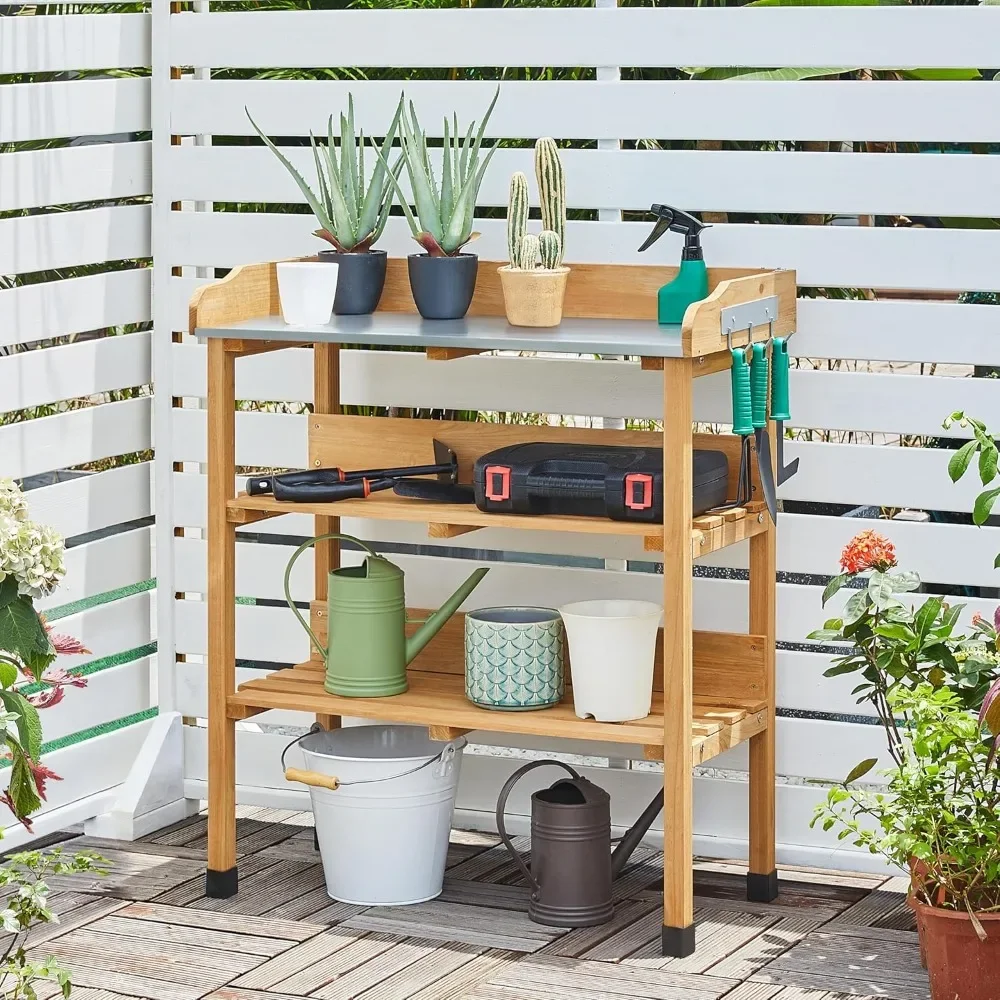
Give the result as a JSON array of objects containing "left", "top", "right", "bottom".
[
  {"left": 407, "top": 253, "right": 478, "bottom": 320},
  {"left": 318, "top": 249, "right": 387, "bottom": 315}
]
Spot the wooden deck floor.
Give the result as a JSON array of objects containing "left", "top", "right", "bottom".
[{"left": 25, "top": 809, "right": 927, "bottom": 1000}]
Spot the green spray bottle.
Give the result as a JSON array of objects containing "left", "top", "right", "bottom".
[{"left": 637, "top": 205, "right": 710, "bottom": 325}]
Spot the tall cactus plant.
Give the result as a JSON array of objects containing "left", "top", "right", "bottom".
[
  {"left": 507, "top": 172, "right": 529, "bottom": 268},
  {"left": 534, "top": 137, "right": 566, "bottom": 267}
]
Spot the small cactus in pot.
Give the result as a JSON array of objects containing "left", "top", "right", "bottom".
[{"left": 499, "top": 140, "right": 570, "bottom": 328}]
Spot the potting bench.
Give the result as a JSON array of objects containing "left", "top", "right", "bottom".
[{"left": 191, "top": 258, "right": 793, "bottom": 957}]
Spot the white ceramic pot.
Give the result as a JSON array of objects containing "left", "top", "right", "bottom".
[
  {"left": 276, "top": 260, "right": 340, "bottom": 326},
  {"left": 559, "top": 600, "right": 662, "bottom": 722}
]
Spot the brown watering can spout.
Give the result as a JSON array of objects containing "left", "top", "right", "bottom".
[{"left": 609, "top": 789, "right": 664, "bottom": 879}]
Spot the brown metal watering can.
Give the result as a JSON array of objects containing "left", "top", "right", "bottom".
[
  {"left": 284, "top": 532, "right": 488, "bottom": 698},
  {"left": 496, "top": 760, "right": 663, "bottom": 927}
]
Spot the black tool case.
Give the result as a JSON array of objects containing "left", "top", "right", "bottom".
[{"left": 473, "top": 443, "right": 729, "bottom": 523}]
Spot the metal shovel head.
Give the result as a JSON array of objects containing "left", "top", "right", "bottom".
[
  {"left": 393, "top": 480, "right": 476, "bottom": 504},
  {"left": 433, "top": 438, "right": 459, "bottom": 484},
  {"left": 775, "top": 422, "right": 799, "bottom": 486},
  {"left": 753, "top": 429, "right": 778, "bottom": 525}
]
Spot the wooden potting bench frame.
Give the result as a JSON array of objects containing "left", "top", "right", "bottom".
[{"left": 192, "top": 258, "right": 793, "bottom": 957}]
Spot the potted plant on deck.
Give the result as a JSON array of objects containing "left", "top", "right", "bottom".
[
  {"left": 248, "top": 95, "right": 404, "bottom": 315},
  {"left": 499, "top": 138, "right": 570, "bottom": 328},
  {"left": 814, "top": 682, "right": 1000, "bottom": 1000},
  {"left": 376, "top": 89, "right": 500, "bottom": 320}
]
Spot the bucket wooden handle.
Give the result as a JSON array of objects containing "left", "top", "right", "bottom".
[{"left": 284, "top": 767, "right": 340, "bottom": 790}]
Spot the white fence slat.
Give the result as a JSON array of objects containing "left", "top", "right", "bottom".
[
  {"left": 0, "top": 270, "right": 151, "bottom": 349},
  {"left": 27, "top": 464, "right": 152, "bottom": 541},
  {"left": 58, "top": 591, "right": 154, "bottom": 669},
  {"left": 2, "top": 13, "right": 150, "bottom": 73},
  {"left": 38, "top": 659, "right": 152, "bottom": 745},
  {"left": 1, "top": 719, "right": 154, "bottom": 847},
  {"left": 794, "top": 298, "right": 1000, "bottom": 366},
  {"left": 781, "top": 438, "right": 983, "bottom": 513},
  {"left": 0, "top": 205, "right": 151, "bottom": 275},
  {"left": 170, "top": 353, "right": 994, "bottom": 443},
  {"left": 0, "top": 142, "right": 151, "bottom": 213},
  {"left": 166, "top": 213, "right": 1000, "bottom": 292},
  {"left": 0, "top": 78, "right": 150, "bottom": 144},
  {"left": 39, "top": 526, "right": 153, "bottom": 613},
  {"left": 0, "top": 333, "right": 151, "bottom": 412},
  {"left": 0, "top": 396, "right": 151, "bottom": 481},
  {"left": 168, "top": 7, "right": 999, "bottom": 70},
  {"left": 172, "top": 408, "right": 307, "bottom": 468},
  {"left": 175, "top": 79, "right": 1000, "bottom": 144},
  {"left": 165, "top": 143, "right": 1000, "bottom": 220}
]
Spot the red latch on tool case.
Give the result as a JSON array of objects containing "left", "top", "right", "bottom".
[
  {"left": 484, "top": 466, "right": 511, "bottom": 502},
  {"left": 624, "top": 473, "right": 653, "bottom": 511}
]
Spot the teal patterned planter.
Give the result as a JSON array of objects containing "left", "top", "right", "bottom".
[{"left": 465, "top": 608, "right": 564, "bottom": 711}]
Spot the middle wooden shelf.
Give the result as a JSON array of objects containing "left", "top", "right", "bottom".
[{"left": 227, "top": 491, "right": 768, "bottom": 556}]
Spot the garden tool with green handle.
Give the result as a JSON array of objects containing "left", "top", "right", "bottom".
[
  {"left": 751, "top": 341, "right": 778, "bottom": 525},
  {"left": 770, "top": 336, "right": 799, "bottom": 487},
  {"left": 710, "top": 342, "right": 753, "bottom": 513}
]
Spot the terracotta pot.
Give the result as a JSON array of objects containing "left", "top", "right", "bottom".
[
  {"left": 909, "top": 894, "right": 1000, "bottom": 1000},
  {"left": 499, "top": 266, "right": 570, "bottom": 328}
]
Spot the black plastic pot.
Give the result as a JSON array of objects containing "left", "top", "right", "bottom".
[
  {"left": 318, "top": 249, "right": 387, "bottom": 315},
  {"left": 407, "top": 253, "right": 478, "bottom": 320}
]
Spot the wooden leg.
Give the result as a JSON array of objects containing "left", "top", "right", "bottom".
[
  {"left": 661, "top": 359, "right": 695, "bottom": 957},
  {"left": 747, "top": 432, "right": 778, "bottom": 902},
  {"left": 206, "top": 339, "right": 238, "bottom": 898},
  {"left": 312, "top": 343, "right": 342, "bottom": 733}
]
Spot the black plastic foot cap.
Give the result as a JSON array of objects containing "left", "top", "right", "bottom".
[
  {"left": 747, "top": 870, "right": 779, "bottom": 902},
  {"left": 662, "top": 924, "right": 696, "bottom": 957},
  {"left": 206, "top": 866, "right": 238, "bottom": 899}
]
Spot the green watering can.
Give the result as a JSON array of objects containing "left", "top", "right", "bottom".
[{"left": 284, "top": 532, "right": 489, "bottom": 698}]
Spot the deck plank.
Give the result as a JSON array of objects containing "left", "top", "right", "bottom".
[
  {"left": 345, "top": 899, "right": 567, "bottom": 953},
  {"left": 118, "top": 901, "right": 324, "bottom": 941}
]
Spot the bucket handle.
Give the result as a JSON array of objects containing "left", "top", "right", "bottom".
[
  {"left": 283, "top": 532, "right": 380, "bottom": 660},
  {"left": 495, "top": 759, "right": 581, "bottom": 899},
  {"left": 285, "top": 767, "right": 340, "bottom": 790}
]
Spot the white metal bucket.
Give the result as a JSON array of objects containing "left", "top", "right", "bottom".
[
  {"left": 559, "top": 600, "right": 663, "bottom": 722},
  {"left": 298, "top": 725, "right": 465, "bottom": 906}
]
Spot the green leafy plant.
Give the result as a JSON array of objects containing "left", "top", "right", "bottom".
[
  {"left": 0, "top": 848, "right": 109, "bottom": 999},
  {"left": 377, "top": 88, "right": 500, "bottom": 257},
  {"left": 0, "top": 480, "right": 89, "bottom": 826},
  {"left": 813, "top": 683, "right": 1000, "bottom": 933},
  {"left": 810, "top": 529, "right": 997, "bottom": 765},
  {"left": 247, "top": 94, "right": 404, "bottom": 253},
  {"left": 944, "top": 411, "right": 1000, "bottom": 567}
]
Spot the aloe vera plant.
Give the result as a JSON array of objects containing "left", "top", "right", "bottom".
[
  {"left": 376, "top": 87, "right": 500, "bottom": 257},
  {"left": 247, "top": 94, "right": 404, "bottom": 253}
]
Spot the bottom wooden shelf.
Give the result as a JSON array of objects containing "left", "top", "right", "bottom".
[{"left": 228, "top": 662, "right": 767, "bottom": 766}]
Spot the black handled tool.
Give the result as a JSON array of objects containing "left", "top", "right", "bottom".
[{"left": 247, "top": 439, "right": 458, "bottom": 502}]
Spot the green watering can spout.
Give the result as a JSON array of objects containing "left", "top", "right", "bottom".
[{"left": 405, "top": 567, "right": 490, "bottom": 665}]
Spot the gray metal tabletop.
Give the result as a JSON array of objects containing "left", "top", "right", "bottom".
[{"left": 196, "top": 312, "right": 687, "bottom": 357}]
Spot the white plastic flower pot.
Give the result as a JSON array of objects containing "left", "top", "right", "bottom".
[
  {"left": 276, "top": 261, "right": 339, "bottom": 326},
  {"left": 559, "top": 600, "right": 662, "bottom": 722}
]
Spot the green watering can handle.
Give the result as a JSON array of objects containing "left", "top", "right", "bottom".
[{"left": 283, "top": 532, "right": 381, "bottom": 660}]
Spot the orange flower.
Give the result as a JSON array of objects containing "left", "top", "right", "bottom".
[
  {"left": 840, "top": 530, "right": 897, "bottom": 574},
  {"left": 973, "top": 612, "right": 984, "bottom": 627}
]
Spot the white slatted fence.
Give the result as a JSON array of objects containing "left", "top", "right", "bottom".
[{"left": 0, "top": 7, "right": 154, "bottom": 842}]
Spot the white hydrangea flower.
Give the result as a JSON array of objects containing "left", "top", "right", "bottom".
[
  {"left": 0, "top": 519, "right": 65, "bottom": 599},
  {"left": 0, "top": 480, "right": 27, "bottom": 522}
]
